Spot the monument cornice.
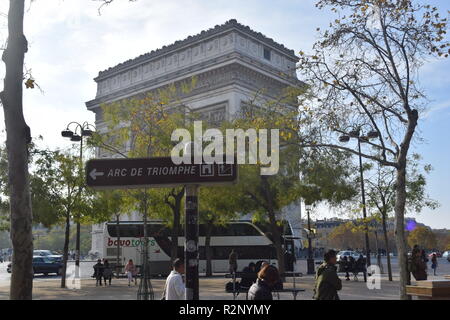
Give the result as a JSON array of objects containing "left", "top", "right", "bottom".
[
  {"left": 95, "top": 19, "right": 298, "bottom": 82},
  {"left": 86, "top": 61, "right": 301, "bottom": 111}
]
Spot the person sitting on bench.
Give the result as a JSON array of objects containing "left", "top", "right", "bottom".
[{"left": 240, "top": 262, "right": 257, "bottom": 289}]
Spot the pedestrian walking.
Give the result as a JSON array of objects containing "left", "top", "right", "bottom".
[
  {"left": 228, "top": 249, "right": 238, "bottom": 275},
  {"left": 124, "top": 259, "right": 137, "bottom": 286},
  {"left": 431, "top": 253, "right": 438, "bottom": 276},
  {"left": 313, "top": 249, "right": 342, "bottom": 300},
  {"left": 342, "top": 256, "right": 350, "bottom": 281},
  {"left": 355, "top": 254, "right": 367, "bottom": 282},
  {"left": 93, "top": 259, "right": 104, "bottom": 287},
  {"left": 248, "top": 264, "right": 280, "bottom": 300},
  {"left": 103, "top": 259, "right": 113, "bottom": 286},
  {"left": 163, "top": 258, "right": 185, "bottom": 300}
]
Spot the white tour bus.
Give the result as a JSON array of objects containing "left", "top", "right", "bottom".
[{"left": 101, "top": 220, "right": 296, "bottom": 275}]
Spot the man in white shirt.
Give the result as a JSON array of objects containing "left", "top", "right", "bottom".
[{"left": 164, "top": 258, "right": 185, "bottom": 300}]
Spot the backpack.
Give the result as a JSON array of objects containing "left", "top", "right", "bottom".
[{"left": 225, "top": 281, "right": 240, "bottom": 292}]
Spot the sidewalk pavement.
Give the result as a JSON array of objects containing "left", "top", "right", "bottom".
[{"left": 0, "top": 274, "right": 407, "bottom": 300}]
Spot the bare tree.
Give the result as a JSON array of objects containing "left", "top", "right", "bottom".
[
  {"left": 296, "top": 0, "right": 449, "bottom": 299},
  {"left": 365, "top": 158, "right": 439, "bottom": 281}
]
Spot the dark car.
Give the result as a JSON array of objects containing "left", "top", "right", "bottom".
[{"left": 7, "top": 256, "right": 63, "bottom": 276}]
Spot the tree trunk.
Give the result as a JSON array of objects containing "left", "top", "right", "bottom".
[
  {"left": 60, "top": 211, "right": 71, "bottom": 288},
  {"left": 205, "top": 223, "right": 213, "bottom": 277},
  {"left": 394, "top": 110, "right": 418, "bottom": 300},
  {"left": 394, "top": 164, "right": 410, "bottom": 300},
  {"left": 381, "top": 211, "right": 393, "bottom": 281},
  {"left": 261, "top": 176, "right": 285, "bottom": 277},
  {"left": 0, "top": 0, "right": 33, "bottom": 300},
  {"left": 268, "top": 209, "right": 285, "bottom": 278}
]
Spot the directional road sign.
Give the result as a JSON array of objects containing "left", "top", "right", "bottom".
[{"left": 85, "top": 156, "right": 238, "bottom": 189}]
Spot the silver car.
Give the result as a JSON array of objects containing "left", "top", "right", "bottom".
[{"left": 336, "top": 250, "right": 364, "bottom": 261}]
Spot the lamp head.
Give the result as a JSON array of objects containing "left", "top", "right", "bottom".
[
  {"left": 61, "top": 130, "right": 74, "bottom": 138},
  {"left": 349, "top": 129, "right": 360, "bottom": 138},
  {"left": 81, "top": 129, "right": 94, "bottom": 137},
  {"left": 70, "top": 134, "right": 82, "bottom": 142}
]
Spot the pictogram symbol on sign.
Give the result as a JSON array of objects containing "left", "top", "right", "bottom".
[{"left": 200, "top": 164, "right": 214, "bottom": 177}]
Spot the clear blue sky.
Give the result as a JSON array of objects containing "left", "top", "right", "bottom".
[{"left": 0, "top": 0, "right": 448, "bottom": 228}]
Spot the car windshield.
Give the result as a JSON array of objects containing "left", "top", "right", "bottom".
[{"left": 34, "top": 250, "right": 52, "bottom": 256}]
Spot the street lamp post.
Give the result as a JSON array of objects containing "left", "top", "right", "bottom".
[
  {"left": 339, "top": 128, "right": 379, "bottom": 267},
  {"left": 61, "top": 121, "right": 95, "bottom": 273},
  {"left": 305, "top": 203, "right": 315, "bottom": 275}
]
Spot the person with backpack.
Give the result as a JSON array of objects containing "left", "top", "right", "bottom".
[
  {"left": 103, "top": 259, "right": 113, "bottom": 286},
  {"left": 93, "top": 259, "right": 104, "bottom": 287},
  {"left": 313, "top": 250, "right": 342, "bottom": 300},
  {"left": 248, "top": 264, "right": 280, "bottom": 300},
  {"left": 240, "top": 262, "right": 257, "bottom": 289}
]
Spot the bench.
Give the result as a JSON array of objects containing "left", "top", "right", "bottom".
[
  {"left": 406, "top": 280, "right": 450, "bottom": 300},
  {"left": 225, "top": 273, "right": 305, "bottom": 300},
  {"left": 225, "top": 287, "right": 305, "bottom": 300}
]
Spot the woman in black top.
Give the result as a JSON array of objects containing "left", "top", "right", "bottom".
[{"left": 248, "top": 265, "right": 280, "bottom": 300}]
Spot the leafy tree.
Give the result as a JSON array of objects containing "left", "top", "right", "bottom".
[
  {"left": 34, "top": 150, "right": 90, "bottom": 288},
  {"left": 0, "top": 0, "right": 138, "bottom": 299},
  {"left": 220, "top": 92, "right": 357, "bottom": 276},
  {"left": 435, "top": 232, "right": 450, "bottom": 252},
  {"left": 33, "top": 225, "right": 92, "bottom": 255},
  {"left": 407, "top": 226, "right": 437, "bottom": 250},
  {"left": 90, "top": 81, "right": 198, "bottom": 261},
  {"left": 296, "top": 0, "right": 449, "bottom": 299},
  {"left": 149, "top": 187, "right": 185, "bottom": 262},
  {"left": 90, "top": 189, "right": 130, "bottom": 275},
  {"left": 329, "top": 222, "right": 366, "bottom": 250},
  {"left": 365, "top": 158, "right": 439, "bottom": 280},
  {"left": 199, "top": 186, "right": 241, "bottom": 276}
]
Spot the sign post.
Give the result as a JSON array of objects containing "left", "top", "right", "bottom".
[
  {"left": 185, "top": 185, "right": 199, "bottom": 300},
  {"left": 85, "top": 156, "right": 237, "bottom": 301},
  {"left": 86, "top": 157, "right": 237, "bottom": 189}
]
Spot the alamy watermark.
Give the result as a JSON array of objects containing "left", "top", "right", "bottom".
[
  {"left": 171, "top": 121, "right": 280, "bottom": 175},
  {"left": 366, "top": 265, "right": 381, "bottom": 290}
]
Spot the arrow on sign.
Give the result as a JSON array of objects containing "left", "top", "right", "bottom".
[{"left": 89, "top": 168, "right": 104, "bottom": 180}]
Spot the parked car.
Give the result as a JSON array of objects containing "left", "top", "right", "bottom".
[
  {"left": 442, "top": 251, "right": 449, "bottom": 259},
  {"left": 7, "top": 256, "right": 63, "bottom": 276},
  {"left": 428, "top": 252, "right": 442, "bottom": 258},
  {"left": 34, "top": 250, "right": 62, "bottom": 262},
  {"left": 336, "top": 250, "right": 365, "bottom": 261}
]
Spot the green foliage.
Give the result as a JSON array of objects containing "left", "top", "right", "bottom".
[
  {"left": 32, "top": 225, "right": 92, "bottom": 254},
  {"left": 90, "top": 80, "right": 198, "bottom": 226},
  {"left": 407, "top": 226, "right": 437, "bottom": 250},
  {"left": 33, "top": 149, "right": 90, "bottom": 224},
  {"left": 365, "top": 159, "right": 439, "bottom": 218}
]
